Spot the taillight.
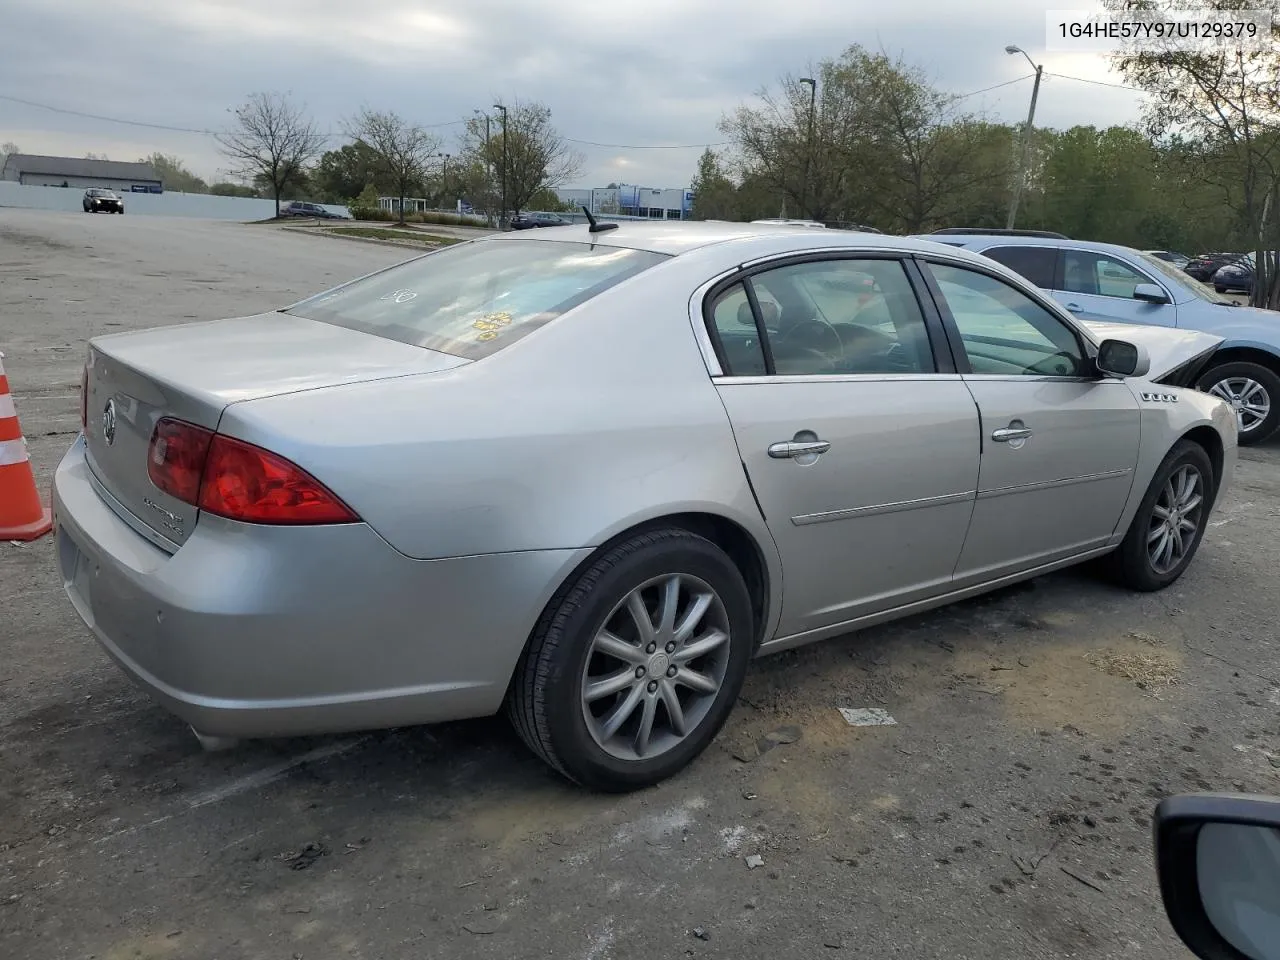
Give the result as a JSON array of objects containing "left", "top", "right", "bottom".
[
  {"left": 80, "top": 366, "right": 88, "bottom": 430},
  {"left": 146, "top": 418, "right": 357, "bottom": 525},
  {"left": 148, "top": 418, "right": 215, "bottom": 504}
]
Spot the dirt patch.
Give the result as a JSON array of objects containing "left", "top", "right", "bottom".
[{"left": 1086, "top": 650, "right": 1181, "bottom": 689}]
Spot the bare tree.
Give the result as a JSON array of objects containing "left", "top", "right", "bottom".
[
  {"left": 463, "top": 100, "right": 583, "bottom": 217},
  {"left": 217, "top": 92, "right": 325, "bottom": 217},
  {"left": 344, "top": 109, "right": 441, "bottom": 224}
]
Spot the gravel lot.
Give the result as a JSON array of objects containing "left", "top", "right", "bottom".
[{"left": 2, "top": 208, "right": 1279, "bottom": 960}]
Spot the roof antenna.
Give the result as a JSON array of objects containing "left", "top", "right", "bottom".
[{"left": 582, "top": 205, "right": 618, "bottom": 234}]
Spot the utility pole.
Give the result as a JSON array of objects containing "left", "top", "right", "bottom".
[
  {"left": 799, "top": 76, "right": 816, "bottom": 219},
  {"left": 474, "top": 109, "right": 493, "bottom": 225},
  {"left": 438, "top": 152, "right": 451, "bottom": 210},
  {"left": 493, "top": 103, "right": 509, "bottom": 229},
  {"left": 1005, "top": 45, "right": 1043, "bottom": 231}
]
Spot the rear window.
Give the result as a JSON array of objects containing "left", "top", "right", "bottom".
[
  {"left": 287, "top": 239, "right": 669, "bottom": 359},
  {"left": 982, "top": 246, "right": 1058, "bottom": 288}
]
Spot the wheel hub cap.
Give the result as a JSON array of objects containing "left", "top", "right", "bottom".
[{"left": 580, "top": 573, "right": 731, "bottom": 762}]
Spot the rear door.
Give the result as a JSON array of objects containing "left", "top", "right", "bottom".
[
  {"left": 705, "top": 254, "right": 981, "bottom": 639},
  {"left": 918, "top": 257, "right": 1140, "bottom": 583}
]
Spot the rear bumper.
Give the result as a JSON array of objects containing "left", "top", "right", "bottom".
[{"left": 52, "top": 436, "right": 589, "bottom": 738}]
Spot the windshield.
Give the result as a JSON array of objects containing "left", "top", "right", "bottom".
[
  {"left": 1135, "top": 251, "right": 1234, "bottom": 305},
  {"left": 287, "top": 239, "right": 669, "bottom": 359}
]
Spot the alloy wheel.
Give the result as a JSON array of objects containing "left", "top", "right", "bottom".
[
  {"left": 580, "top": 573, "right": 731, "bottom": 762},
  {"left": 1208, "top": 376, "right": 1271, "bottom": 435},
  {"left": 1147, "top": 464, "right": 1205, "bottom": 575}
]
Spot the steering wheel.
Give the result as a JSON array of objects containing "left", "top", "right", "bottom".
[
  {"left": 774, "top": 347, "right": 839, "bottom": 375},
  {"left": 1026, "top": 350, "right": 1079, "bottom": 377},
  {"left": 780, "top": 317, "right": 844, "bottom": 356}
]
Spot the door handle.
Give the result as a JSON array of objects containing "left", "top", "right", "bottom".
[
  {"left": 992, "top": 427, "right": 1033, "bottom": 443},
  {"left": 1064, "top": 302, "right": 1083, "bottom": 313},
  {"left": 768, "top": 439, "right": 831, "bottom": 459}
]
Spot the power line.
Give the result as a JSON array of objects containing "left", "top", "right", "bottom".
[
  {"left": 565, "top": 137, "right": 731, "bottom": 149},
  {"left": 0, "top": 93, "right": 217, "bottom": 134},
  {"left": 1047, "top": 72, "right": 1146, "bottom": 92},
  {"left": 952, "top": 74, "right": 1035, "bottom": 100}
]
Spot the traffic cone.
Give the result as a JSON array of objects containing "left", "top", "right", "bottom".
[{"left": 0, "top": 352, "right": 52, "bottom": 541}]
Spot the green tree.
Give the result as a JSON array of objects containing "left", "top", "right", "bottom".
[
  {"left": 209, "top": 181, "right": 259, "bottom": 198},
  {"left": 690, "top": 149, "right": 739, "bottom": 220},
  {"left": 314, "top": 140, "right": 386, "bottom": 203},
  {"left": 140, "top": 153, "right": 208, "bottom": 193}
]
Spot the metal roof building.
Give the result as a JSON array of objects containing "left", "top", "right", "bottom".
[{"left": 0, "top": 154, "right": 163, "bottom": 192}]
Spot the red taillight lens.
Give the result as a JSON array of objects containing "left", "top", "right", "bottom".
[
  {"left": 80, "top": 366, "right": 88, "bottom": 430},
  {"left": 146, "top": 418, "right": 357, "bottom": 525},
  {"left": 198, "top": 434, "right": 358, "bottom": 525},
  {"left": 148, "top": 418, "right": 215, "bottom": 504}
]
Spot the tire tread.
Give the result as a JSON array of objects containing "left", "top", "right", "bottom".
[{"left": 506, "top": 528, "right": 716, "bottom": 785}]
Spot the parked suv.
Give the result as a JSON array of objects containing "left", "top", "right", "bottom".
[
  {"left": 919, "top": 232, "right": 1280, "bottom": 444},
  {"left": 279, "top": 201, "right": 347, "bottom": 219}
]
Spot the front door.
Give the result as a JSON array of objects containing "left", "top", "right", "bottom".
[
  {"left": 1053, "top": 248, "right": 1177, "bottom": 328},
  {"left": 704, "top": 255, "right": 981, "bottom": 639},
  {"left": 920, "top": 258, "right": 1141, "bottom": 583}
]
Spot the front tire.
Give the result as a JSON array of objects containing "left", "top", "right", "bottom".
[
  {"left": 1108, "top": 440, "right": 1215, "bottom": 592},
  {"left": 1214, "top": 285, "right": 1226, "bottom": 294},
  {"left": 1197, "top": 360, "right": 1280, "bottom": 445},
  {"left": 507, "top": 528, "right": 754, "bottom": 791}
]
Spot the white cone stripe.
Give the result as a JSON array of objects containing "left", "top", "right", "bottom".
[
  {"left": 0, "top": 395, "right": 14, "bottom": 419},
  {"left": 0, "top": 437, "right": 30, "bottom": 467}
]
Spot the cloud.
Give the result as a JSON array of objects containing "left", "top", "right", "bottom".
[{"left": 2, "top": 0, "right": 1144, "bottom": 190}]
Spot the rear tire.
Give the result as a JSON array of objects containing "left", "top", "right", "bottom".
[
  {"left": 1214, "top": 286, "right": 1226, "bottom": 294},
  {"left": 1196, "top": 360, "right": 1280, "bottom": 445},
  {"left": 507, "top": 528, "right": 754, "bottom": 791},
  {"left": 1107, "top": 440, "right": 1215, "bottom": 592}
]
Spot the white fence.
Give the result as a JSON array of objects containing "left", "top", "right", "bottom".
[{"left": 0, "top": 182, "right": 350, "bottom": 221}]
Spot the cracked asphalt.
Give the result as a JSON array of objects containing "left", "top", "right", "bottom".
[{"left": 2, "top": 207, "right": 1279, "bottom": 960}]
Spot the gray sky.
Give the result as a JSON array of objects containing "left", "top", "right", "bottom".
[{"left": 1, "top": 0, "right": 1142, "bottom": 190}]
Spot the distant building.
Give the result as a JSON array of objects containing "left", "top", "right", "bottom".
[
  {"left": 0, "top": 154, "right": 163, "bottom": 193},
  {"left": 557, "top": 184, "right": 694, "bottom": 220}
]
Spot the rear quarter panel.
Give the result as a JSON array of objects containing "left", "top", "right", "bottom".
[{"left": 215, "top": 251, "right": 778, "bottom": 571}]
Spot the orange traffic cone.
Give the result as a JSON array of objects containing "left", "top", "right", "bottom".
[{"left": 0, "top": 352, "right": 52, "bottom": 541}]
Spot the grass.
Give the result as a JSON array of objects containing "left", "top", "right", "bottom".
[{"left": 319, "top": 227, "right": 461, "bottom": 247}]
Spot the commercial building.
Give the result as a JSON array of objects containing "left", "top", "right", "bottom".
[
  {"left": 557, "top": 184, "right": 694, "bottom": 220},
  {"left": 0, "top": 154, "right": 163, "bottom": 193}
]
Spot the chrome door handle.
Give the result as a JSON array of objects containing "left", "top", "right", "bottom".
[
  {"left": 768, "top": 440, "right": 831, "bottom": 459},
  {"left": 992, "top": 427, "right": 1033, "bottom": 443}
]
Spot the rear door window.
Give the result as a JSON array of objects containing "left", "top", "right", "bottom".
[
  {"left": 288, "top": 239, "right": 669, "bottom": 359},
  {"left": 982, "top": 246, "right": 1059, "bottom": 289}
]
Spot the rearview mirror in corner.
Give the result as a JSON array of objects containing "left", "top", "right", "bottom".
[
  {"left": 1155, "top": 793, "right": 1280, "bottom": 960},
  {"left": 1096, "top": 339, "right": 1151, "bottom": 379}
]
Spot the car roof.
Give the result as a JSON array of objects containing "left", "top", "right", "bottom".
[
  {"left": 489, "top": 221, "right": 982, "bottom": 260},
  {"left": 921, "top": 232, "right": 1166, "bottom": 262}
]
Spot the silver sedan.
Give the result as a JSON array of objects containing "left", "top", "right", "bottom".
[{"left": 53, "top": 223, "right": 1237, "bottom": 790}]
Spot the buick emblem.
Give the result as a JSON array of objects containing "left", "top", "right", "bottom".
[{"left": 102, "top": 399, "right": 117, "bottom": 446}]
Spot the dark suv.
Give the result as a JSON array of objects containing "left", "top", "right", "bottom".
[{"left": 83, "top": 189, "right": 124, "bottom": 214}]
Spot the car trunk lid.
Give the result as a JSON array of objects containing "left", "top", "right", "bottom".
[{"left": 84, "top": 312, "right": 467, "bottom": 547}]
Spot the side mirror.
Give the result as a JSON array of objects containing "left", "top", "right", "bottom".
[
  {"left": 1096, "top": 338, "right": 1151, "bottom": 378},
  {"left": 1134, "top": 283, "right": 1171, "bottom": 304},
  {"left": 1155, "top": 794, "right": 1280, "bottom": 960}
]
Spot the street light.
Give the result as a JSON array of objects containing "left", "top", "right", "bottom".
[
  {"left": 1005, "top": 44, "right": 1044, "bottom": 230},
  {"left": 493, "top": 102, "right": 509, "bottom": 229},
  {"left": 798, "top": 77, "right": 816, "bottom": 219}
]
